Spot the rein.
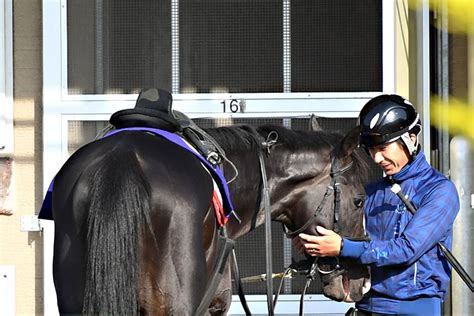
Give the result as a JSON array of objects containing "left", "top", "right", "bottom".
[{"left": 258, "top": 131, "right": 279, "bottom": 316}]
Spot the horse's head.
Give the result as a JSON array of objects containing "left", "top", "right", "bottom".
[
  {"left": 316, "top": 126, "right": 371, "bottom": 302},
  {"left": 269, "top": 125, "right": 371, "bottom": 302},
  {"left": 210, "top": 124, "right": 371, "bottom": 303}
]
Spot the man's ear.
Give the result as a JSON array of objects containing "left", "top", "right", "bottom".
[{"left": 409, "top": 133, "right": 417, "bottom": 145}]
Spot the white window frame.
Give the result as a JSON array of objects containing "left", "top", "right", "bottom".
[
  {"left": 55, "top": 0, "right": 394, "bottom": 111},
  {"left": 42, "top": 1, "right": 397, "bottom": 314},
  {"left": 0, "top": 0, "right": 13, "bottom": 156}
]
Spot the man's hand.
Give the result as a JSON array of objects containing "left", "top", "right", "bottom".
[{"left": 296, "top": 226, "right": 342, "bottom": 257}]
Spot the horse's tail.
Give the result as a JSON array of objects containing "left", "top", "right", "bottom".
[{"left": 82, "top": 149, "right": 151, "bottom": 315}]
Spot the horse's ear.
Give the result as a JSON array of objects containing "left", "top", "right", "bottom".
[
  {"left": 336, "top": 126, "right": 360, "bottom": 159},
  {"left": 309, "top": 114, "right": 322, "bottom": 131}
]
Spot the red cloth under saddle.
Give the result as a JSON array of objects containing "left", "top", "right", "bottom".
[{"left": 212, "top": 189, "right": 228, "bottom": 226}]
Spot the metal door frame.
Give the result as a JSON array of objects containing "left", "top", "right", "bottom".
[{"left": 42, "top": 0, "right": 397, "bottom": 314}]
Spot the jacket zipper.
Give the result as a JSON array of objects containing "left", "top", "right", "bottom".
[{"left": 413, "top": 262, "right": 417, "bottom": 286}]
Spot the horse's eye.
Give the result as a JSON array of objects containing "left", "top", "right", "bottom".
[{"left": 354, "top": 198, "right": 364, "bottom": 208}]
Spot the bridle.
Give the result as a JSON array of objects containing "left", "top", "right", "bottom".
[
  {"left": 256, "top": 132, "right": 355, "bottom": 315},
  {"left": 279, "top": 155, "right": 355, "bottom": 316},
  {"left": 282, "top": 154, "right": 355, "bottom": 279},
  {"left": 284, "top": 155, "right": 354, "bottom": 239}
]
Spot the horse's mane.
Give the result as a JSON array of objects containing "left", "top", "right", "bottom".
[
  {"left": 256, "top": 125, "right": 342, "bottom": 152},
  {"left": 206, "top": 124, "right": 371, "bottom": 186},
  {"left": 205, "top": 125, "right": 262, "bottom": 153},
  {"left": 206, "top": 124, "right": 341, "bottom": 152}
]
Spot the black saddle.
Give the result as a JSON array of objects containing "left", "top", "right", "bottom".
[
  {"left": 110, "top": 88, "right": 224, "bottom": 165},
  {"left": 110, "top": 88, "right": 182, "bottom": 132}
]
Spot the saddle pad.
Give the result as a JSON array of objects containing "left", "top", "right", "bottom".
[{"left": 39, "top": 127, "right": 235, "bottom": 227}]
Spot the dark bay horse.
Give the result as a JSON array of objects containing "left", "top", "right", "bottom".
[{"left": 49, "top": 122, "right": 370, "bottom": 315}]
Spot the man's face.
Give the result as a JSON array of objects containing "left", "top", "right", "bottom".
[{"left": 368, "top": 140, "right": 410, "bottom": 175}]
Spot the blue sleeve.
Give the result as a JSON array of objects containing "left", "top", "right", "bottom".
[
  {"left": 340, "top": 238, "right": 366, "bottom": 258},
  {"left": 359, "top": 180, "right": 459, "bottom": 267}
]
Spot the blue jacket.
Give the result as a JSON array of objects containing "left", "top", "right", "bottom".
[{"left": 341, "top": 152, "right": 459, "bottom": 311}]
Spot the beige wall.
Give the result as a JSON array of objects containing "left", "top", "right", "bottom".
[
  {"left": 0, "top": 0, "right": 43, "bottom": 315},
  {"left": 395, "top": 0, "right": 411, "bottom": 99}
]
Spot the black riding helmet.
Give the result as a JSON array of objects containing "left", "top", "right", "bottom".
[{"left": 358, "top": 94, "right": 422, "bottom": 158}]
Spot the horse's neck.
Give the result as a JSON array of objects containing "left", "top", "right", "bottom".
[
  {"left": 211, "top": 126, "right": 332, "bottom": 237},
  {"left": 210, "top": 131, "right": 262, "bottom": 238}
]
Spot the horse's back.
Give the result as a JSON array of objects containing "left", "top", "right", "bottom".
[
  {"left": 54, "top": 130, "right": 213, "bottom": 217},
  {"left": 52, "top": 130, "right": 215, "bottom": 315}
]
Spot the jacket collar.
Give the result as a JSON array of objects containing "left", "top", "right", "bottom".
[{"left": 390, "top": 151, "right": 429, "bottom": 183}]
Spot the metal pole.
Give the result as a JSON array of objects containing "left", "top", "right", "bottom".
[
  {"left": 416, "top": 0, "right": 431, "bottom": 161},
  {"left": 171, "top": 0, "right": 180, "bottom": 94},
  {"left": 282, "top": 118, "right": 293, "bottom": 295},
  {"left": 95, "top": 0, "right": 104, "bottom": 94},
  {"left": 450, "top": 137, "right": 474, "bottom": 314},
  {"left": 282, "top": 0, "right": 291, "bottom": 93}
]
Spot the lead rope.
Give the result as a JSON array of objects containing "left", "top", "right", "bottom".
[
  {"left": 273, "top": 267, "right": 294, "bottom": 310},
  {"left": 299, "top": 260, "right": 318, "bottom": 316}
]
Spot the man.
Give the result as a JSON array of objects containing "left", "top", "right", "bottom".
[{"left": 295, "top": 94, "right": 459, "bottom": 315}]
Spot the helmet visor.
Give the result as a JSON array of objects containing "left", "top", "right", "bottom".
[{"left": 359, "top": 131, "right": 394, "bottom": 148}]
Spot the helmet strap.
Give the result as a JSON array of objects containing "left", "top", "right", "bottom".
[{"left": 400, "top": 132, "right": 417, "bottom": 159}]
